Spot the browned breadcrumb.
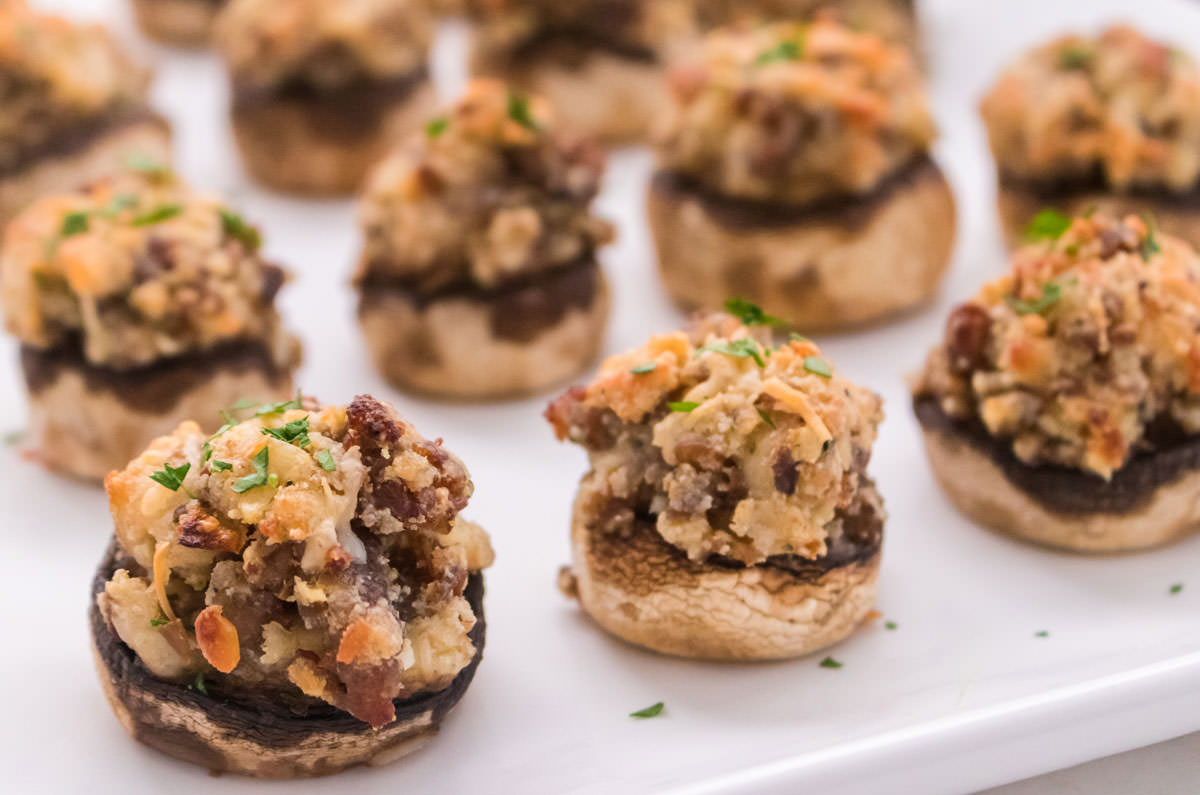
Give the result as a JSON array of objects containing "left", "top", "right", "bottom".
[
  {"left": 657, "top": 16, "right": 934, "bottom": 204},
  {"left": 914, "top": 213, "right": 1200, "bottom": 478},
  {"left": 982, "top": 25, "right": 1200, "bottom": 193},
  {"left": 0, "top": 170, "right": 293, "bottom": 370},
  {"left": 0, "top": 1, "right": 151, "bottom": 172},
  {"left": 547, "top": 313, "right": 884, "bottom": 564},
  {"left": 100, "top": 395, "right": 494, "bottom": 729},
  {"left": 692, "top": 0, "right": 917, "bottom": 48},
  {"left": 216, "top": 0, "right": 433, "bottom": 92},
  {"left": 357, "top": 79, "right": 614, "bottom": 291}
]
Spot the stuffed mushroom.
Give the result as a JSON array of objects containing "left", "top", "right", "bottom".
[
  {"left": 547, "top": 311, "right": 885, "bottom": 660},
  {"left": 648, "top": 17, "right": 955, "bottom": 331},
  {"left": 914, "top": 213, "right": 1200, "bottom": 552},
  {"left": 0, "top": 1, "right": 171, "bottom": 226},
  {"left": 356, "top": 79, "right": 614, "bottom": 400},
  {"left": 216, "top": 0, "right": 437, "bottom": 195},
  {"left": 983, "top": 26, "right": 1200, "bottom": 251},
  {"left": 1, "top": 170, "right": 301, "bottom": 481},
  {"left": 92, "top": 394, "right": 494, "bottom": 777}
]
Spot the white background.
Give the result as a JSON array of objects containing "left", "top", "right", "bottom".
[{"left": 2, "top": 1, "right": 1200, "bottom": 793}]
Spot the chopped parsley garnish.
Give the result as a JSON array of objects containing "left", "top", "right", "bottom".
[
  {"left": 789, "top": 333, "right": 811, "bottom": 343},
  {"left": 803, "top": 356, "right": 832, "bottom": 378},
  {"left": 819, "top": 656, "right": 843, "bottom": 669},
  {"left": 698, "top": 338, "right": 766, "bottom": 367},
  {"left": 668, "top": 401, "right": 700, "bottom": 413},
  {"left": 126, "top": 152, "right": 171, "bottom": 178},
  {"left": 724, "top": 297, "right": 785, "bottom": 327},
  {"left": 262, "top": 416, "right": 312, "bottom": 448},
  {"left": 630, "top": 702, "right": 665, "bottom": 719},
  {"left": 316, "top": 449, "right": 337, "bottom": 472},
  {"left": 1141, "top": 216, "right": 1162, "bottom": 260},
  {"left": 1034, "top": 630, "right": 1049, "bottom": 638},
  {"left": 756, "top": 38, "right": 803, "bottom": 65},
  {"left": 220, "top": 208, "right": 262, "bottom": 250},
  {"left": 1005, "top": 282, "right": 1061, "bottom": 316},
  {"left": 210, "top": 459, "right": 233, "bottom": 472},
  {"left": 630, "top": 362, "right": 657, "bottom": 375},
  {"left": 194, "top": 672, "right": 208, "bottom": 695},
  {"left": 255, "top": 394, "right": 304, "bottom": 417},
  {"left": 149, "top": 461, "right": 190, "bottom": 492},
  {"left": 757, "top": 408, "right": 776, "bottom": 428},
  {"left": 150, "top": 617, "right": 169, "bottom": 627},
  {"left": 131, "top": 203, "right": 183, "bottom": 227},
  {"left": 232, "top": 446, "right": 270, "bottom": 493},
  {"left": 1059, "top": 46, "right": 1093, "bottom": 70},
  {"left": 1170, "top": 583, "right": 1184, "bottom": 595},
  {"left": 3, "top": 428, "right": 25, "bottom": 446},
  {"left": 426, "top": 116, "right": 449, "bottom": 138},
  {"left": 507, "top": 92, "right": 539, "bottom": 131},
  {"left": 1024, "top": 208, "right": 1072, "bottom": 241},
  {"left": 61, "top": 211, "right": 90, "bottom": 237},
  {"left": 268, "top": 473, "right": 280, "bottom": 488},
  {"left": 885, "top": 621, "right": 898, "bottom": 631},
  {"left": 102, "top": 193, "right": 139, "bottom": 217}
]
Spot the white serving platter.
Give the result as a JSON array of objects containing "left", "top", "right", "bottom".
[{"left": 3, "top": 1, "right": 1200, "bottom": 792}]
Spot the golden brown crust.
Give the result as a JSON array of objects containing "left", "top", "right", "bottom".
[
  {"left": 564, "top": 482, "right": 879, "bottom": 661},
  {"left": 131, "top": 0, "right": 223, "bottom": 47},
  {"left": 648, "top": 159, "right": 956, "bottom": 331},
  {"left": 231, "top": 80, "right": 437, "bottom": 196},
  {"left": 358, "top": 272, "right": 610, "bottom": 400},
  {"left": 919, "top": 421, "right": 1200, "bottom": 553}
]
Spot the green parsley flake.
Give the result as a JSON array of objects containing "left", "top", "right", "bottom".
[
  {"left": 131, "top": 203, "right": 183, "bottom": 227},
  {"left": 724, "top": 297, "right": 785, "bottom": 327},
  {"left": 1006, "top": 282, "right": 1062, "bottom": 316},
  {"left": 1059, "top": 46, "right": 1092, "bottom": 70},
  {"left": 426, "top": 116, "right": 449, "bottom": 138},
  {"left": 220, "top": 208, "right": 262, "bottom": 250},
  {"left": 261, "top": 416, "right": 312, "bottom": 448},
  {"left": 1170, "top": 583, "right": 1184, "bottom": 595},
  {"left": 757, "top": 408, "right": 776, "bottom": 428},
  {"left": 668, "top": 401, "right": 700, "bottom": 413},
  {"left": 698, "top": 338, "right": 766, "bottom": 367},
  {"left": 631, "top": 362, "right": 657, "bottom": 375},
  {"left": 819, "top": 656, "right": 843, "bottom": 669},
  {"left": 232, "top": 446, "right": 270, "bottom": 493},
  {"left": 126, "top": 152, "right": 171, "bottom": 178},
  {"left": 1025, "top": 208, "right": 1072, "bottom": 241},
  {"left": 149, "top": 461, "right": 190, "bottom": 491},
  {"left": 61, "top": 211, "right": 90, "bottom": 237},
  {"left": 1141, "top": 216, "right": 1162, "bottom": 260},
  {"left": 255, "top": 394, "right": 304, "bottom": 417},
  {"left": 3, "top": 428, "right": 25, "bottom": 446},
  {"left": 885, "top": 621, "right": 898, "bottom": 631},
  {"left": 507, "top": 92, "right": 539, "bottom": 131},
  {"left": 194, "top": 672, "right": 208, "bottom": 695},
  {"left": 803, "top": 356, "right": 832, "bottom": 378},
  {"left": 789, "top": 333, "right": 812, "bottom": 343},
  {"left": 630, "top": 702, "right": 665, "bottom": 719},
  {"left": 756, "top": 38, "right": 802, "bottom": 65},
  {"left": 103, "top": 194, "right": 139, "bottom": 216},
  {"left": 1034, "top": 631, "right": 1049, "bottom": 638},
  {"left": 210, "top": 459, "right": 233, "bottom": 472},
  {"left": 316, "top": 449, "right": 337, "bottom": 472},
  {"left": 150, "top": 617, "right": 169, "bottom": 627}
]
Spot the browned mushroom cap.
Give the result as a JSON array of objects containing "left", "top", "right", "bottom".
[
  {"left": 915, "top": 396, "right": 1200, "bottom": 554},
  {"left": 90, "top": 541, "right": 486, "bottom": 779},
  {"left": 561, "top": 479, "right": 880, "bottom": 662}
]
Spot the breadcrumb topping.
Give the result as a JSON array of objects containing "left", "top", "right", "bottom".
[
  {"left": 692, "top": 0, "right": 917, "bottom": 48},
  {"left": 100, "top": 395, "right": 494, "bottom": 728},
  {"left": 216, "top": 0, "right": 433, "bottom": 92},
  {"left": 657, "top": 16, "right": 934, "bottom": 204},
  {"left": 915, "top": 212, "right": 1200, "bottom": 478},
  {"left": 548, "top": 313, "right": 884, "bottom": 565},
  {"left": 1, "top": 169, "right": 294, "bottom": 370},
  {"left": 982, "top": 25, "right": 1200, "bottom": 193},
  {"left": 0, "top": 1, "right": 151, "bottom": 169},
  {"left": 357, "top": 79, "right": 614, "bottom": 291}
]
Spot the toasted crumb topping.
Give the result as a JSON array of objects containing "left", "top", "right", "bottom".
[
  {"left": 547, "top": 313, "right": 884, "bottom": 565},
  {"left": 982, "top": 25, "right": 1200, "bottom": 193},
  {"left": 1, "top": 169, "right": 292, "bottom": 370},
  {"left": 357, "top": 79, "right": 614, "bottom": 291},
  {"left": 914, "top": 213, "right": 1200, "bottom": 479},
  {"left": 656, "top": 16, "right": 934, "bottom": 204},
  {"left": 0, "top": 1, "right": 151, "bottom": 169},
  {"left": 692, "top": 0, "right": 917, "bottom": 48},
  {"left": 216, "top": 0, "right": 433, "bottom": 92},
  {"left": 468, "top": 0, "right": 694, "bottom": 65},
  {"left": 100, "top": 395, "right": 494, "bottom": 728}
]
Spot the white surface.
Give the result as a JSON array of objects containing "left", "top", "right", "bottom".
[{"left": 2, "top": 1, "right": 1200, "bottom": 793}]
